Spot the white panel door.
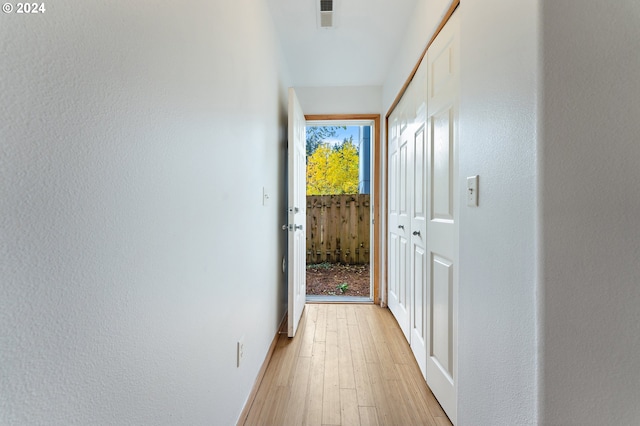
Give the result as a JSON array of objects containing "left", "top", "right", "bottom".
[
  {"left": 425, "top": 11, "right": 459, "bottom": 424},
  {"left": 409, "top": 59, "right": 429, "bottom": 376},
  {"left": 387, "top": 107, "right": 401, "bottom": 334},
  {"left": 287, "top": 88, "right": 306, "bottom": 338},
  {"left": 388, "top": 96, "right": 411, "bottom": 341}
]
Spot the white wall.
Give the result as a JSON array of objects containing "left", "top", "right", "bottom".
[
  {"left": 296, "top": 85, "right": 382, "bottom": 114},
  {"left": 0, "top": 1, "right": 289, "bottom": 425},
  {"left": 458, "top": 1, "right": 540, "bottom": 424},
  {"left": 540, "top": 1, "right": 640, "bottom": 424}
]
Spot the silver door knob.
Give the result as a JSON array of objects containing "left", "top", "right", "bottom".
[
  {"left": 295, "top": 225, "right": 303, "bottom": 230},
  {"left": 413, "top": 230, "right": 421, "bottom": 236},
  {"left": 282, "top": 224, "right": 289, "bottom": 231}
]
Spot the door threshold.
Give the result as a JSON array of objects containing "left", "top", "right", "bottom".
[{"left": 306, "top": 295, "right": 373, "bottom": 304}]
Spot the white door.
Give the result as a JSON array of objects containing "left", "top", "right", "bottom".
[
  {"left": 387, "top": 96, "right": 411, "bottom": 341},
  {"left": 287, "top": 88, "right": 306, "bottom": 338},
  {"left": 409, "top": 59, "right": 429, "bottom": 377},
  {"left": 425, "top": 11, "right": 459, "bottom": 423},
  {"left": 387, "top": 111, "right": 399, "bottom": 311}
]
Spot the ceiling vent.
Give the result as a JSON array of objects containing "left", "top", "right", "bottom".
[{"left": 318, "top": 0, "right": 335, "bottom": 29}]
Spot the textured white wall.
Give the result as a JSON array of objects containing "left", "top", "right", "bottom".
[
  {"left": 0, "top": 1, "right": 289, "bottom": 425},
  {"left": 458, "top": 1, "right": 539, "bottom": 424},
  {"left": 295, "top": 86, "right": 382, "bottom": 114},
  {"left": 541, "top": 1, "right": 640, "bottom": 424}
]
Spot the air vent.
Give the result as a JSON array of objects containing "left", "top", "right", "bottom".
[
  {"left": 318, "top": 0, "right": 335, "bottom": 28},
  {"left": 320, "top": 12, "right": 333, "bottom": 28},
  {"left": 320, "top": 0, "right": 333, "bottom": 12}
]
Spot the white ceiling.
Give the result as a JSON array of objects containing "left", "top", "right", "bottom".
[{"left": 265, "top": 0, "right": 419, "bottom": 87}]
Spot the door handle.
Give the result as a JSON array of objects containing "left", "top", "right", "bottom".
[
  {"left": 282, "top": 224, "right": 289, "bottom": 231},
  {"left": 295, "top": 225, "right": 303, "bottom": 230},
  {"left": 413, "top": 230, "right": 421, "bottom": 236},
  {"left": 398, "top": 225, "right": 404, "bottom": 230}
]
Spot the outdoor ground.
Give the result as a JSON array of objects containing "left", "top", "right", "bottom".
[{"left": 306, "top": 263, "right": 370, "bottom": 297}]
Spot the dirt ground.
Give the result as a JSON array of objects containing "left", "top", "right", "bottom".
[{"left": 306, "top": 263, "right": 370, "bottom": 297}]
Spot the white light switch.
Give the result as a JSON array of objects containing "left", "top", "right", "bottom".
[{"left": 466, "top": 176, "right": 479, "bottom": 207}]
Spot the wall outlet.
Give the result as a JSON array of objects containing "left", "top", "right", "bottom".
[{"left": 237, "top": 339, "right": 244, "bottom": 367}]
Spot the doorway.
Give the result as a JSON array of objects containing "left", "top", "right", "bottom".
[{"left": 303, "top": 115, "right": 381, "bottom": 304}]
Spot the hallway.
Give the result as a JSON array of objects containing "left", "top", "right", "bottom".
[{"left": 242, "top": 304, "right": 452, "bottom": 425}]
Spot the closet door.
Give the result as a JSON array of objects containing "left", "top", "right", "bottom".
[
  {"left": 425, "top": 11, "right": 459, "bottom": 424},
  {"left": 388, "top": 96, "right": 411, "bottom": 341},
  {"left": 409, "top": 59, "right": 429, "bottom": 376}
]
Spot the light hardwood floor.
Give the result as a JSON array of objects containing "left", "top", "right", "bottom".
[{"left": 243, "top": 304, "right": 452, "bottom": 426}]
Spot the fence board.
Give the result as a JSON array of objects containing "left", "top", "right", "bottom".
[{"left": 306, "top": 194, "right": 370, "bottom": 265}]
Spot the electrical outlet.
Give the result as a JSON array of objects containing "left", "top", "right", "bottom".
[{"left": 237, "top": 340, "right": 244, "bottom": 367}]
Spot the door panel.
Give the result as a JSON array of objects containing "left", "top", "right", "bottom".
[
  {"left": 389, "top": 151, "right": 398, "bottom": 219},
  {"left": 425, "top": 11, "right": 459, "bottom": 424},
  {"left": 399, "top": 234, "right": 409, "bottom": 307},
  {"left": 389, "top": 232, "right": 398, "bottom": 297},
  {"left": 413, "top": 124, "right": 427, "bottom": 221},
  {"left": 410, "top": 242, "right": 427, "bottom": 375},
  {"left": 287, "top": 88, "right": 306, "bottom": 338},
  {"left": 430, "top": 43, "right": 454, "bottom": 99},
  {"left": 399, "top": 139, "right": 409, "bottom": 219},
  {"left": 388, "top": 115, "right": 399, "bottom": 305},
  {"left": 397, "top": 101, "right": 412, "bottom": 338},
  {"left": 409, "top": 58, "right": 429, "bottom": 375},
  {"left": 431, "top": 254, "right": 453, "bottom": 377},
  {"left": 431, "top": 108, "right": 454, "bottom": 221},
  {"left": 388, "top": 96, "right": 411, "bottom": 341}
]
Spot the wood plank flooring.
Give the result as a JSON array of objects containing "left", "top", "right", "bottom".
[{"left": 243, "top": 304, "right": 452, "bottom": 426}]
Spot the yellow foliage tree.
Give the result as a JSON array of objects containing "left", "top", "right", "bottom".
[
  {"left": 307, "top": 144, "right": 333, "bottom": 195},
  {"left": 307, "top": 138, "right": 359, "bottom": 195}
]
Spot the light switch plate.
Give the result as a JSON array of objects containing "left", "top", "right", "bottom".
[
  {"left": 237, "top": 338, "right": 244, "bottom": 367},
  {"left": 467, "top": 175, "right": 479, "bottom": 207}
]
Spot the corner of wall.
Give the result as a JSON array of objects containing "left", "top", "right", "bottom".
[{"left": 457, "top": 0, "right": 540, "bottom": 424}]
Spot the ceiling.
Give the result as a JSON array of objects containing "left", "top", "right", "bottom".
[{"left": 265, "top": 0, "right": 419, "bottom": 87}]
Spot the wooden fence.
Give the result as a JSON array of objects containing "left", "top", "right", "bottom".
[{"left": 306, "top": 194, "right": 370, "bottom": 265}]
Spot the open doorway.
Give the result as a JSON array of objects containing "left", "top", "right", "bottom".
[{"left": 304, "top": 119, "right": 376, "bottom": 302}]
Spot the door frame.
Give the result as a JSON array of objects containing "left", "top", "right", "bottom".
[{"left": 305, "top": 114, "right": 381, "bottom": 304}]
